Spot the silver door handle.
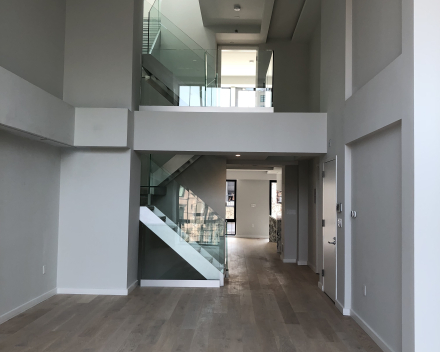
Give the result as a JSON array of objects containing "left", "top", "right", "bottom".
[{"left": 328, "top": 237, "right": 336, "bottom": 245}]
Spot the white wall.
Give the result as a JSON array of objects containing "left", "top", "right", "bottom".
[
  {"left": 0, "top": 130, "right": 60, "bottom": 322},
  {"left": 414, "top": 1, "right": 440, "bottom": 351},
  {"left": 0, "top": 66, "right": 75, "bottom": 145},
  {"left": 134, "top": 111, "right": 327, "bottom": 154},
  {"left": 0, "top": 0, "right": 66, "bottom": 98},
  {"left": 74, "top": 108, "right": 130, "bottom": 147},
  {"left": 226, "top": 170, "right": 279, "bottom": 181},
  {"left": 235, "top": 180, "right": 270, "bottom": 239},
  {"left": 57, "top": 149, "right": 133, "bottom": 292}
]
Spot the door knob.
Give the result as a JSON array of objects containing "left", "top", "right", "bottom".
[{"left": 328, "top": 237, "right": 336, "bottom": 245}]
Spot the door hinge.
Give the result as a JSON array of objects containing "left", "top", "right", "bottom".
[
  {"left": 322, "top": 171, "right": 325, "bottom": 178},
  {"left": 322, "top": 269, "right": 325, "bottom": 277},
  {"left": 322, "top": 219, "right": 325, "bottom": 227}
]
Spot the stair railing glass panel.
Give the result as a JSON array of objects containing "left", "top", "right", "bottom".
[{"left": 145, "top": 158, "right": 226, "bottom": 274}]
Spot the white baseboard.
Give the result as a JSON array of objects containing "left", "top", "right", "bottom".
[
  {"left": 297, "top": 260, "right": 308, "bottom": 265},
  {"left": 140, "top": 280, "right": 220, "bottom": 288},
  {"left": 335, "top": 299, "right": 350, "bottom": 316},
  {"left": 351, "top": 309, "right": 394, "bottom": 352},
  {"left": 282, "top": 258, "right": 297, "bottom": 263},
  {"left": 308, "top": 262, "right": 317, "bottom": 273},
  {"left": 0, "top": 288, "right": 57, "bottom": 325},
  {"left": 127, "top": 280, "right": 138, "bottom": 294},
  {"left": 318, "top": 281, "right": 324, "bottom": 291},
  {"left": 57, "top": 287, "right": 128, "bottom": 296}
]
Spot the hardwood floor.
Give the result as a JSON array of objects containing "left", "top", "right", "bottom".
[{"left": 0, "top": 238, "right": 382, "bottom": 352}]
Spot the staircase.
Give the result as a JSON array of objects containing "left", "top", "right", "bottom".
[
  {"left": 139, "top": 156, "right": 227, "bottom": 287},
  {"left": 140, "top": 206, "right": 223, "bottom": 282},
  {"left": 151, "top": 155, "right": 200, "bottom": 187},
  {"left": 143, "top": 17, "right": 160, "bottom": 54}
]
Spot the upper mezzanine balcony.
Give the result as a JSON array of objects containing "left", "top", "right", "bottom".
[{"left": 141, "top": 0, "right": 273, "bottom": 110}]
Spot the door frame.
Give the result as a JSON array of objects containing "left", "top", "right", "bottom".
[{"left": 322, "top": 156, "right": 337, "bottom": 300}]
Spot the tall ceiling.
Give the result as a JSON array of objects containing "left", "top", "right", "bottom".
[
  {"left": 198, "top": 0, "right": 320, "bottom": 45},
  {"left": 199, "top": 0, "right": 275, "bottom": 44}
]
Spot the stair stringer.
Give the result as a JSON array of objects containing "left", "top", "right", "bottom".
[{"left": 140, "top": 207, "right": 222, "bottom": 280}]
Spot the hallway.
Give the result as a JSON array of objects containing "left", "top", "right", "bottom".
[{"left": 0, "top": 238, "right": 381, "bottom": 352}]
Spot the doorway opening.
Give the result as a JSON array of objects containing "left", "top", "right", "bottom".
[
  {"left": 219, "top": 48, "right": 273, "bottom": 107},
  {"left": 226, "top": 180, "right": 236, "bottom": 235}
]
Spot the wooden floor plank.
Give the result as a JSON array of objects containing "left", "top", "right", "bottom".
[{"left": 0, "top": 238, "right": 383, "bottom": 352}]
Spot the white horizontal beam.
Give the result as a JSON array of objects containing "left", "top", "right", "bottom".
[{"left": 134, "top": 111, "right": 327, "bottom": 154}]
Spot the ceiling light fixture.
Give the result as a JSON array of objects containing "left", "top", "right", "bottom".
[
  {"left": 236, "top": 154, "right": 241, "bottom": 157},
  {"left": 234, "top": 4, "right": 241, "bottom": 11}
]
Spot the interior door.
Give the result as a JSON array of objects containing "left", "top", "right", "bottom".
[{"left": 323, "top": 159, "right": 337, "bottom": 301}]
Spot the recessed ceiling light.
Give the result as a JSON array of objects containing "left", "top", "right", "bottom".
[
  {"left": 236, "top": 154, "right": 241, "bottom": 157},
  {"left": 234, "top": 4, "right": 241, "bottom": 11}
]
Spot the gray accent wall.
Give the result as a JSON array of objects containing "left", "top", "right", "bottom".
[
  {"left": 351, "top": 123, "right": 402, "bottom": 352},
  {"left": 317, "top": 0, "right": 413, "bottom": 349},
  {"left": 63, "top": 0, "right": 142, "bottom": 110},
  {"left": 352, "top": 0, "right": 402, "bottom": 92},
  {"left": 0, "top": 130, "right": 60, "bottom": 319},
  {"left": 127, "top": 151, "right": 141, "bottom": 287},
  {"left": 282, "top": 165, "right": 298, "bottom": 261},
  {"left": 0, "top": 0, "right": 67, "bottom": 98},
  {"left": 174, "top": 156, "right": 226, "bottom": 218}
]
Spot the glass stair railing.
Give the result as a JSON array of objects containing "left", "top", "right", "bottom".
[
  {"left": 139, "top": 157, "right": 227, "bottom": 282},
  {"left": 141, "top": 0, "right": 217, "bottom": 107}
]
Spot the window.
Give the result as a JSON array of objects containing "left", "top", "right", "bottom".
[
  {"left": 226, "top": 180, "right": 236, "bottom": 235},
  {"left": 270, "top": 181, "right": 282, "bottom": 219}
]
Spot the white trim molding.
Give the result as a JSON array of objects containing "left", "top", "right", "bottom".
[
  {"left": 335, "top": 299, "right": 350, "bottom": 316},
  {"left": 351, "top": 309, "right": 394, "bottom": 352},
  {"left": 127, "top": 280, "right": 138, "bottom": 294},
  {"left": 282, "top": 259, "right": 297, "bottom": 263},
  {"left": 57, "top": 287, "right": 129, "bottom": 296},
  {"left": 297, "top": 260, "right": 308, "bottom": 265},
  {"left": 318, "top": 281, "right": 324, "bottom": 291},
  {"left": 0, "top": 288, "right": 57, "bottom": 325},
  {"left": 140, "top": 280, "right": 221, "bottom": 288}
]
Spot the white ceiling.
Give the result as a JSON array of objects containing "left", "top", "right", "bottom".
[
  {"left": 198, "top": 0, "right": 320, "bottom": 45},
  {"left": 267, "top": 0, "right": 306, "bottom": 40},
  {"left": 199, "top": 0, "right": 275, "bottom": 44}
]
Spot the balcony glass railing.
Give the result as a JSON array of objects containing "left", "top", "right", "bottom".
[{"left": 141, "top": 0, "right": 217, "bottom": 107}]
